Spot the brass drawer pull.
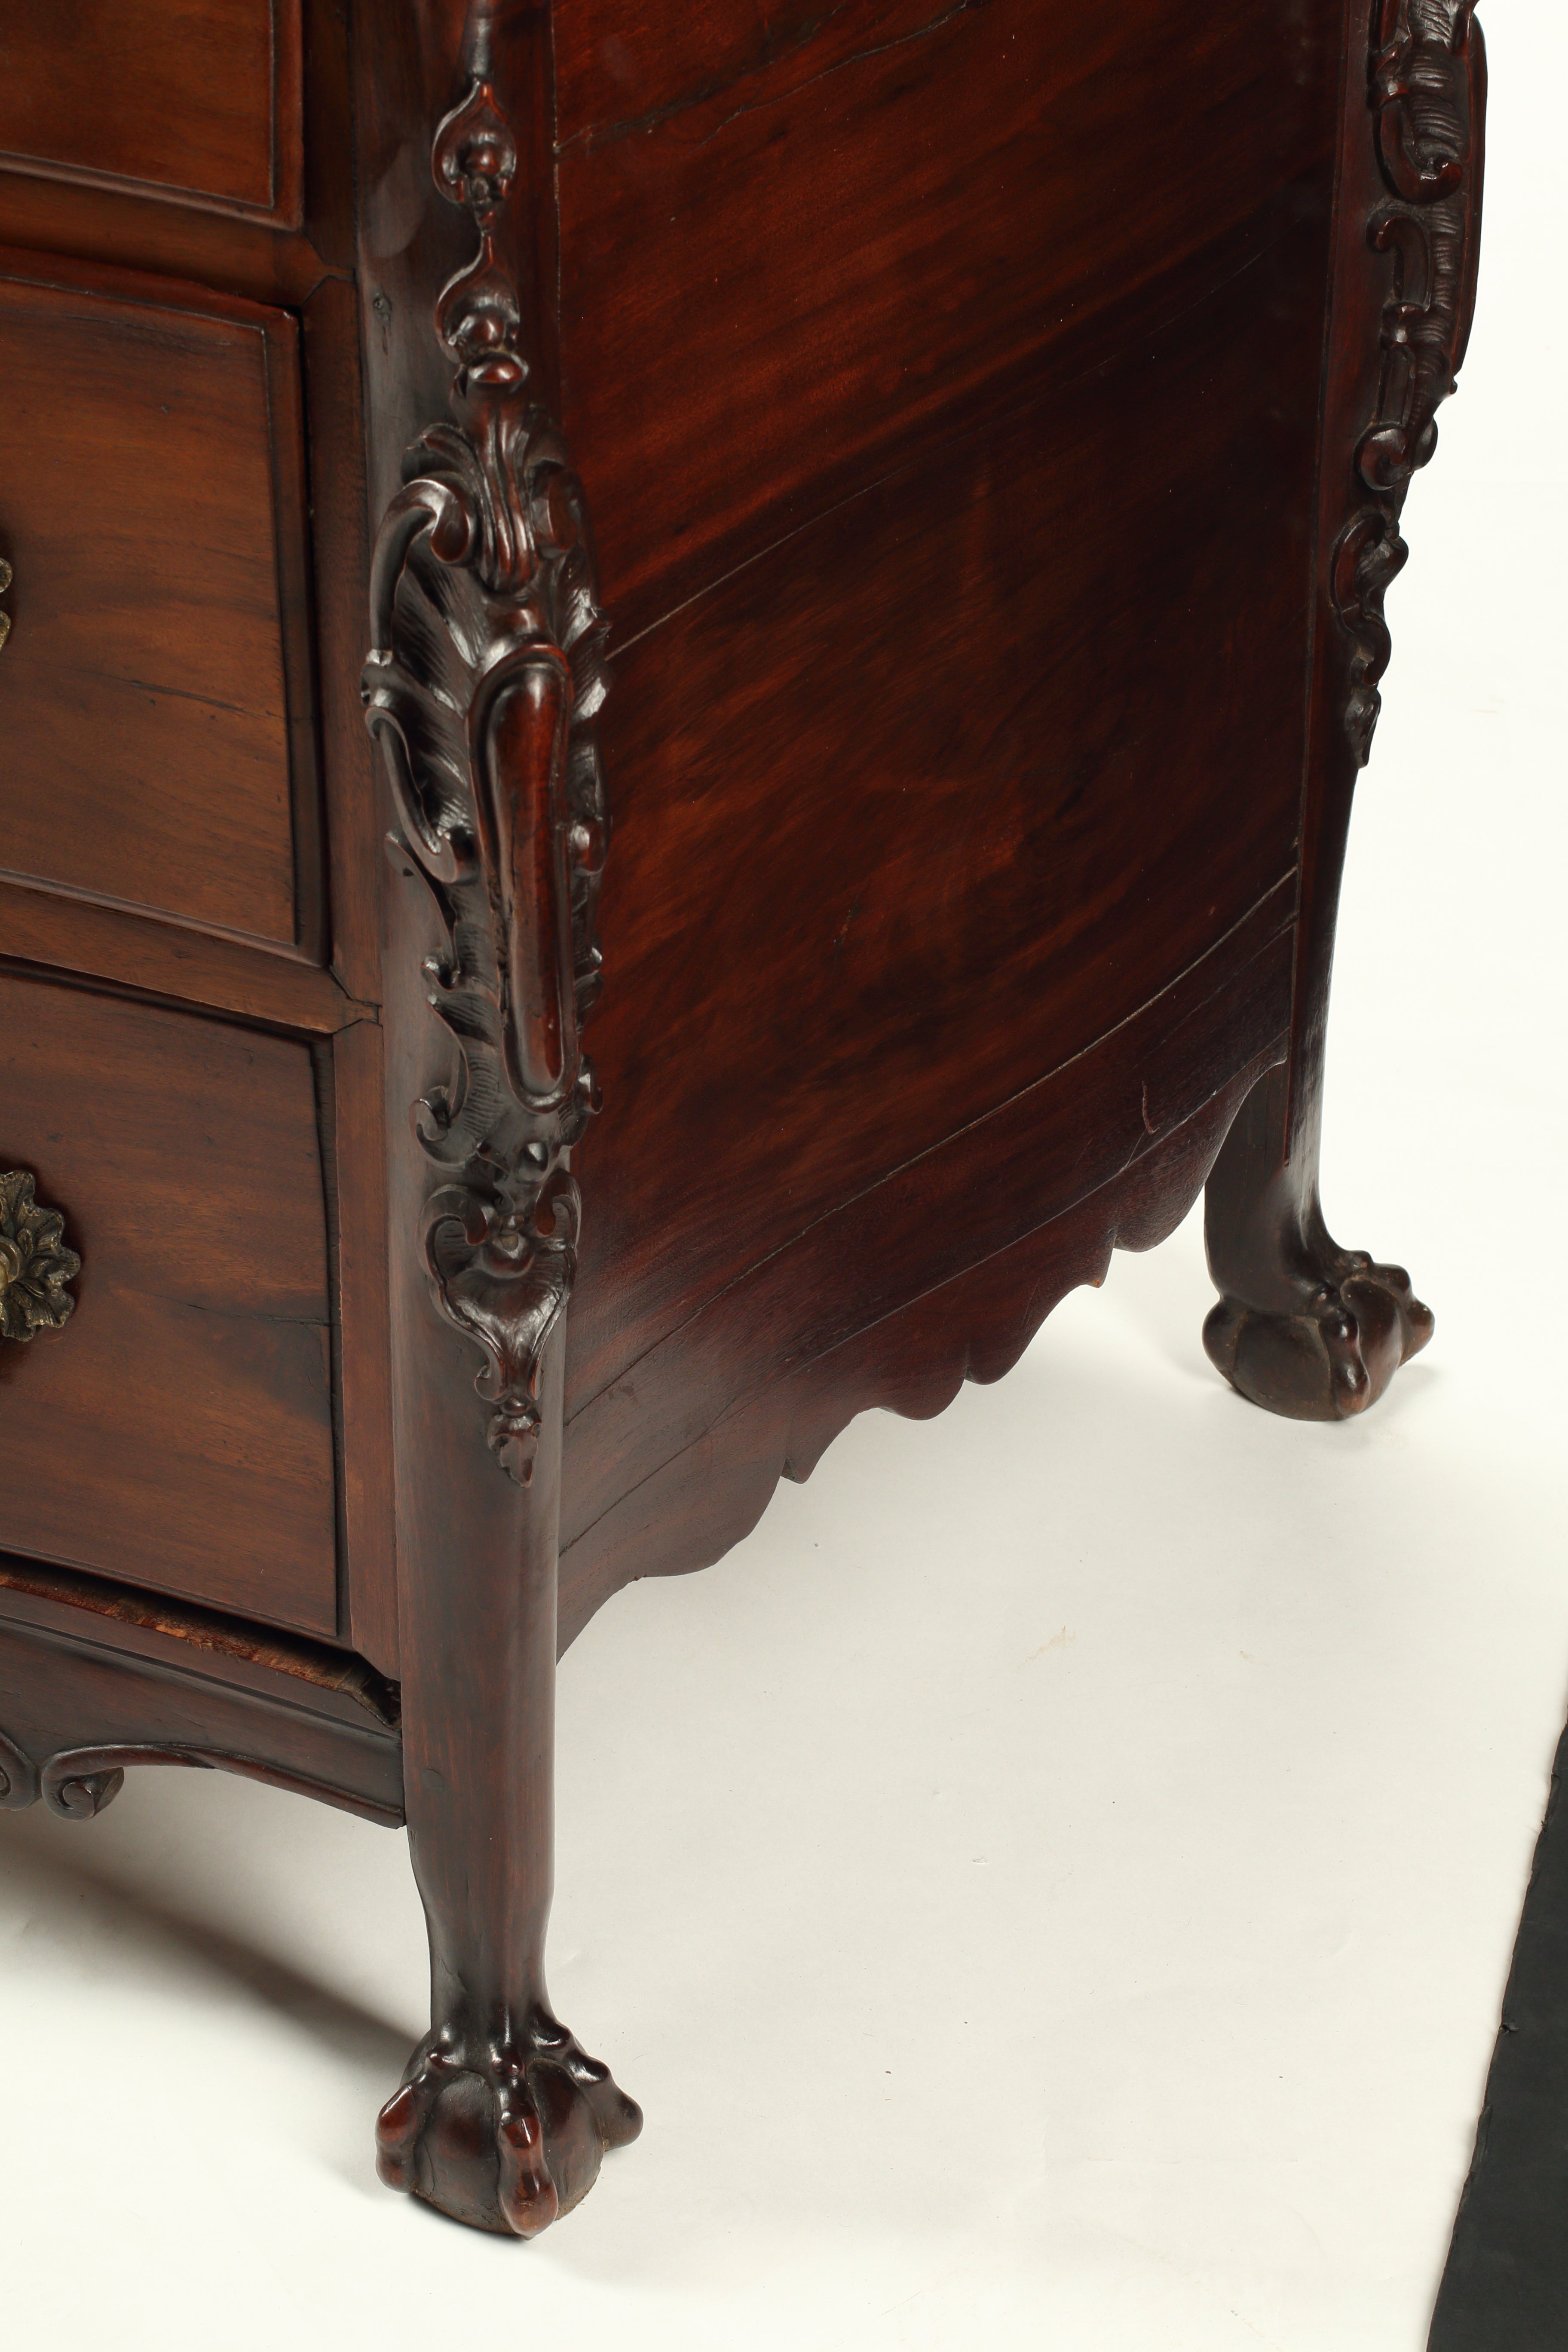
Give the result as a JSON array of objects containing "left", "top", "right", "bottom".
[{"left": 0, "top": 1170, "right": 80, "bottom": 1340}]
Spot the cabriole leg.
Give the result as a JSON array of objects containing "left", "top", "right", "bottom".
[
  {"left": 1202, "top": 0, "right": 1485, "bottom": 1423},
  {"left": 376, "top": 1330, "right": 640, "bottom": 2236},
  {"left": 1202, "top": 1057, "right": 1431, "bottom": 1422}
]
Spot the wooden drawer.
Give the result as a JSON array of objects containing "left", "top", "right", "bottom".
[
  {"left": 0, "top": 973, "right": 339, "bottom": 1635},
  {"left": 0, "top": 256, "right": 321, "bottom": 957},
  {"left": 0, "top": 0, "right": 303, "bottom": 227}
]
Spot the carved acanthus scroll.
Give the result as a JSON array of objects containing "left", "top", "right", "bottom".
[
  {"left": 1332, "top": 0, "right": 1486, "bottom": 762},
  {"left": 363, "top": 74, "right": 609, "bottom": 1484}
]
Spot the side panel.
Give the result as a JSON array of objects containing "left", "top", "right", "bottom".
[
  {"left": 555, "top": 0, "right": 1340, "bottom": 627},
  {"left": 552, "top": 1, "right": 1345, "bottom": 1616}
]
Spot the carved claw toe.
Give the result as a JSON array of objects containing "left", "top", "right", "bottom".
[
  {"left": 1204, "top": 1252, "right": 1433, "bottom": 1421},
  {"left": 376, "top": 2013, "right": 641, "bottom": 2236}
]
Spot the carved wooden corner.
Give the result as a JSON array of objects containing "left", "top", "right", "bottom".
[
  {"left": 1332, "top": 0, "right": 1486, "bottom": 763},
  {"left": 362, "top": 70, "right": 609, "bottom": 1493},
  {"left": 1203, "top": 0, "right": 1479, "bottom": 1423},
  {"left": 362, "top": 54, "right": 634, "bottom": 2235}
]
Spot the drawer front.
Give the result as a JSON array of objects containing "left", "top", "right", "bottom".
[
  {"left": 0, "top": 260, "right": 320, "bottom": 955},
  {"left": 0, "top": 973, "right": 339, "bottom": 1635},
  {"left": 0, "top": 0, "right": 302, "bottom": 226}
]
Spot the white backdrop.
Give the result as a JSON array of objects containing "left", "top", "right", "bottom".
[{"left": 2, "top": 6, "right": 1563, "bottom": 2345}]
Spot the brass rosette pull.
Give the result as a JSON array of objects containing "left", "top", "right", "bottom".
[{"left": 0, "top": 1170, "right": 80, "bottom": 1340}]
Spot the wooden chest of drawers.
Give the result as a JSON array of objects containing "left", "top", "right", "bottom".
[{"left": 0, "top": 0, "right": 1482, "bottom": 2235}]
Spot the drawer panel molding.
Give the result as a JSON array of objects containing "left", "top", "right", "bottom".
[
  {"left": 0, "top": 254, "right": 325, "bottom": 958},
  {"left": 0, "top": 0, "right": 304, "bottom": 227},
  {"left": 0, "top": 973, "right": 340, "bottom": 1632}
]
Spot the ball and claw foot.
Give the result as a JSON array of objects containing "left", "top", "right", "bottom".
[
  {"left": 1204, "top": 1249, "right": 1433, "bottom": 1421},
  {"left": 376, "top": 2011, "right": 642, "bottom": 2236}
]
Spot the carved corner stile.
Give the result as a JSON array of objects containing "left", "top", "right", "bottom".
[
  {"left": 362, "top": 70, "right": 609, "bottom": 1487},
  {"left": 360, "top": 28, "right": 639, "bottom": 2242},
  {"left": 1332, "top": 0, "right": 1486, "bottom": 762}
]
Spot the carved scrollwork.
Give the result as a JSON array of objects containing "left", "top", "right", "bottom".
[
  {"left": 363, "top": 74, "right": 609, "bottom": 1486},
  {"left": 0, "top": 1725, "right": 38, "bottom": 1808},
  {"left": 1332, "top": 0, "right": 1486, "bottom": 762},
  {"left": 0, "top": 1732, "right": 404, "bottom": 1825},
  {"left": 0, "top": 553, "right": 12, "bottom": 652},
  {"left": 0, "top": 1169, "right": 80, "bottom": 1342}
]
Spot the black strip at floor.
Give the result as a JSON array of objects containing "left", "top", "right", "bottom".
[{"left": 1429, "top": 1714, "right": 1568, "bottom": 2349}]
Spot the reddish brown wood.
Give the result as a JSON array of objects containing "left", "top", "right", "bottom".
[
  {"left": 1201, "top": 0, "right": 1481, "bottom": 1418},
  {"left": 0, "top": 0, "right": 1482, "bottom": 2248},
  {"left": 331, "top": 1017, "right": 400, "bottom": 1675},
  {"left": 0, "top": 1552, "right": 398, "bottom": 1727},
  {"left": 362, "top": 10, "right": 638, "bottom": 2235},
  {"left": 0, "top": 0, "right": 303, "bottom": 227},
  {"left": 0, "top": 251, "right": 325, "bottom": 958},
  {"left": 303, "top": 273, "right": 386, "bottom": 1006},
  {"left": 0, "top": 1603, "right": 402, "bottom": 1827},
  {"left": 561, "top": 1056, "right": 1281, "bottom": 1651},
  {"left": 554, "top": 0, "right": 1339, "bottom": 634},
  {"left": 0, "top": 171, "right": 337, "bottom": 311},
  {"left": 0, "top": 879, "right": 371, "bottom": 1032},
  {"left": 561, "top": 236, "right": 1323, "bottom": 1451},
  {"left": 0, "top": 972, "right": 339, "bottom": 1632}
]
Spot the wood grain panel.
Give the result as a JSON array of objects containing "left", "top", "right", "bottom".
[
  {"left": 565, "top": 230, "right": 1326, "bottom": 1428},
  {"left": 0, "top": 0, "right": 303, "bottom": 226},
  {"left": 0, "top": 257, "right": 321, "bottom": 953},
  {"left": 558, "top": 1038, "right": 1280, "bottom": 1653},
  {"left": 0, "top": 974, "right": 339, "bottom": 1634},
  {"left": 0, "top": 881, "right": 368, "bottom": 1032},
  {"left": 555, "top": 0, "right": 1339, "bottom": 630},
  {"left": 560, "top": 889, "right": 1294, "bottom": 1620}
]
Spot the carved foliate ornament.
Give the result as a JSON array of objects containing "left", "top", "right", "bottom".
[
  {"left": 0, "top": 1169, "right": 80, "bottom": 1341},
  {"left": 363, "top": 75, "right": 609, "bottom": 1485},
  {"left": 1333, "top": 0, "right": 1486, "bottom": 762}
]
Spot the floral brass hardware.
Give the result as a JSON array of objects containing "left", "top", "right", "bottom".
[
  {"left": 0, "top": 555, "right": 11, "bottom": 651},
  {"left": 0, "top": 1170, "right": 80, "bottom": 1341}
]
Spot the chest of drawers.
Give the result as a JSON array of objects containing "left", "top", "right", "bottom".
[{"left": 0, "top": 0, "right": 1482, "bottom": 2235}]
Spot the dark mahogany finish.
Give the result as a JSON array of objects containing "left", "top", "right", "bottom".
[
  {"left": 0, "top": 251, "right": 322, "bottom": 956},
  {"left": 0, "top": 972, "right": 339, "bottom": 1629},
  {"left": 0, "top": 0, "right": 1482, "bottom": 2239},
  {"left": 0, "top": 0, "right": 303, "bottom": 226}
]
